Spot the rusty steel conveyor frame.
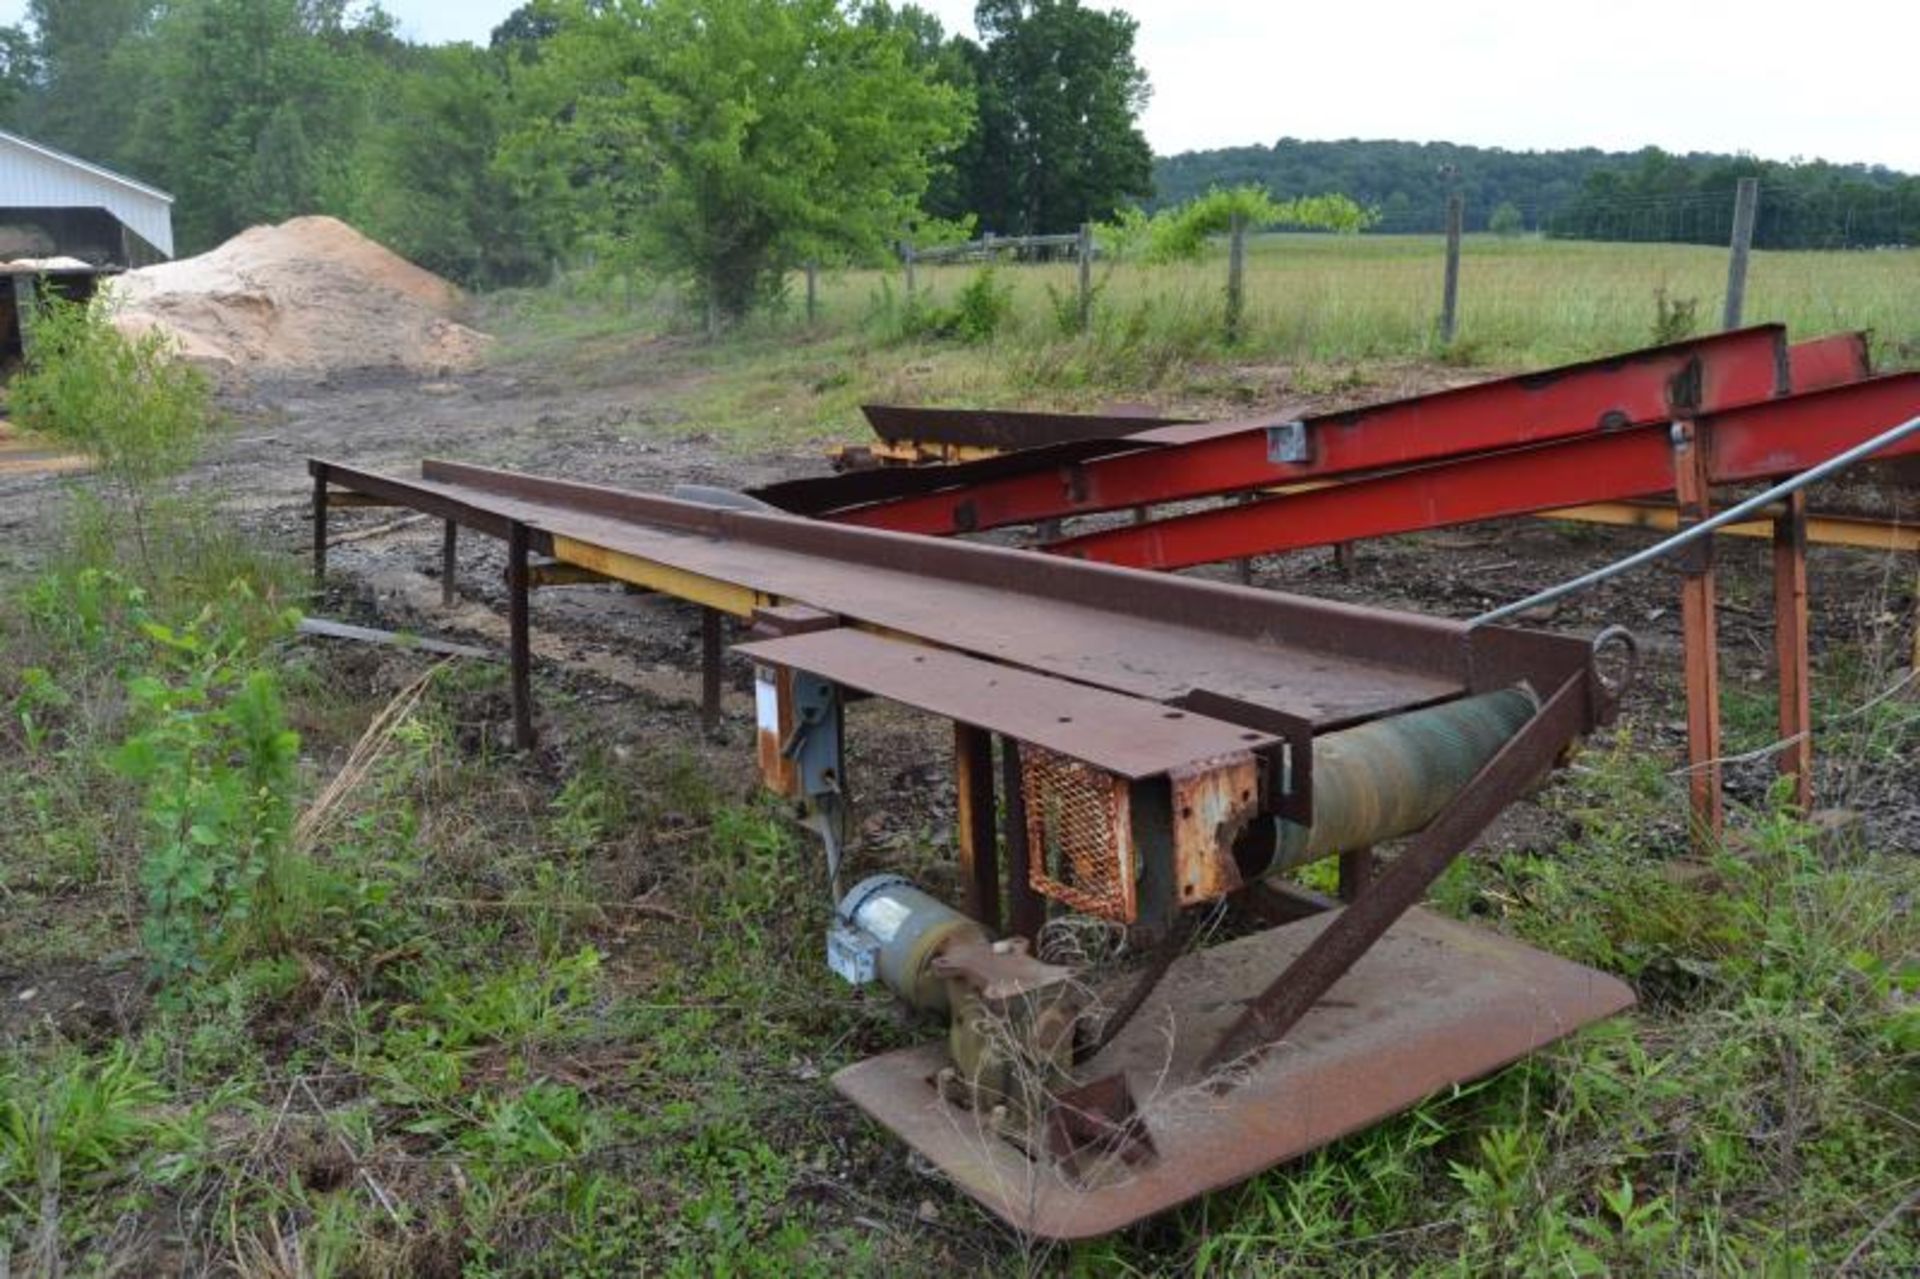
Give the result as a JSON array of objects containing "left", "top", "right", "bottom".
[
  {"left": 307, "top": 455, "right": 1636, "bottom": 1237},
  {"left": 760, "top": 326, "right": 1920, "bottom": 844}
]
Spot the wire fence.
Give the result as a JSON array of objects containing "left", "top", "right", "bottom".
[
  {"left": 1366, "top": 186, "right": 1920, "bottom": 250},
  {"left": 868, "top": 184, "right": 1916, "bottom": 360}
]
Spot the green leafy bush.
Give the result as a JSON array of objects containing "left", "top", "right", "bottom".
[
  {"left": 10, "top": 294, "right": 214, "bottom": 495},
  {"left": 0, "top": 1046, "right": 171, "bottom": 1195},
  {"left": 897, "top": 267, "right": 1015, "bottom": 344},
  {"left": 1103, "top": 185, "right": 1379, "bottom": 263},
  {"left": 113, "top": 590, "right": 301, "bottom": 984}
]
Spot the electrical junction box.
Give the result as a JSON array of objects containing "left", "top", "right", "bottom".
[{"left": 827, "top": 922, "right": 879, "bottom": 986}]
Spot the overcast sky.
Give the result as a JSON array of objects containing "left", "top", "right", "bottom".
[{"left": 8, "top": 0, "right": 1917, "bottom": 169}]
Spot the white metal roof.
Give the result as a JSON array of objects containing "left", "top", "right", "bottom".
[
  {"left": 0, "top": 129, "right": 174, "bottom": 257},
  {"left": 0, "top": 130, "right": 173, "bottom": 203}
]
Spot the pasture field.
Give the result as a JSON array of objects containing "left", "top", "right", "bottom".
[
  {"left": 864, "top": 233, "right": 1920, "bottom": 367},
  {"left": 485, "top": 233, "right": 1920, "bottom": 454}
]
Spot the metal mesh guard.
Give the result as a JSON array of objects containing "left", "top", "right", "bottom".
[{"left": 1021, "top": 746, "right": 1135, "bottom": 922}]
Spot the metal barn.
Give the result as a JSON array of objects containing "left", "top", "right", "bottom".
[{"left": 0, "top": 129, "right": 173, "bottom": 266}]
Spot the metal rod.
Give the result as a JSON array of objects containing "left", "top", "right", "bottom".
[
  {"left": 311, "top": 464, "right": 329, "bottom": 586},
  {"left": 1672, "top": 422, "right": 1724, "bottom": 842},
  {"left": 1773, "top": 491, "right": 1813, "bottom": 810},
  {"left": 954, "top": 723, "right": 1000, "bottom": 930},
  {"left": 1000, "top": 737, "right": 1044, "bottom": 943},
  {"left": 507, "top": 520, "right": 535, "bottom": 751},
  {"left": 441, "top": 519, "right": 458, "bottom": 607},
  {"left": 701, "top": 607, "right": 723, "bottom": 736},
  {"left": 1473, "top": 413, "right": 1920, "bottom": 628}
]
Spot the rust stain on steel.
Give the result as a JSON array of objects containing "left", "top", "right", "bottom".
[
  {"left": 1022, "top": 747, "right": 1136, "bottom": 922},
  {"left": 833, "top": 906, "right": 1635, "bottom": 1240},
  {"left": 862, "top": 403, "right": 1193, "bottom": 452},
  {"left": 1168, "top": 754, "right": 1259, "bottom": 907},
  {"left": 752, "top": 664, "right": 800, "bottom": 797}
]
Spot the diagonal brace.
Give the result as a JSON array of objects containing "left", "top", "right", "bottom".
[{"left": 1202, "top": 674, "right": 1590, "bottom": 1074}]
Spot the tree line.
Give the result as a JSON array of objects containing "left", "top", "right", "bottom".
[
  {"left": 0, "top": 0, "right": 1155, "bottom": 318},
  {"left": 1156, "top": 137, "right": 1920, "bottom": 247}
]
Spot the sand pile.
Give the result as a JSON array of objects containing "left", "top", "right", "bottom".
[{"left": 112, "top": 216, "right": 490, "bottom": 380}]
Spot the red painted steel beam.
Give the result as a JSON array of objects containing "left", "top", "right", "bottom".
[
  {"left": 834, "top": 326, "right": 1792, "bottom": 536},
  {"left": 1786, "top": 330, "right": 1872, "bottom": 393},
  {"left": 1049, "top": 373, "right": 1920, "bottom": 571}
]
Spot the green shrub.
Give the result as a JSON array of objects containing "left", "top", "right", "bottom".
[
  {"left": 1651, "top": 284, "right": 1701, "bottom": 344},
  {"left": 897, "top": 267, "right": 1015, "bottom": 344},
  {"left": 112, "top": 589, "right": 301, "bottom": 985},
  {"left": 10, "top": 294, "right": 214, "bottom": 495},
  {"left": 1103, "top": 186, "right": 1379, "bottom": 263}
]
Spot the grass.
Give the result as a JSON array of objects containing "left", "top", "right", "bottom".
[
  {"left": 2, "top": 234, "right": 1917, "bottom": 1273},
  {"left": 4, "top": 491, "right": 1915, "bottom": 1276},
  {"left": 474, "top": 233, "right": 1920, "bottom": 454}
]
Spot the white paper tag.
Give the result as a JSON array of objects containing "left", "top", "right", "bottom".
[{"left": 754, "top": 667, "right": 779, "bottom": 737}]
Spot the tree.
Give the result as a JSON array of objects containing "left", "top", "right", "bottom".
[
  {"left": 1489, "top": 201, "right": 1524, "bottom": 237},
  {"left": 957, "top": 0, "right": 1153, "bottom": 234},
  {"left": 490, "top": 2, "right": 560, "bottom": 62},
  {"left": 0, "top": 24, "right": 39, "bottom": 126},
  {"left": 341, "top": 44, "right": 554, "bottom": 287},
  {"left": 16, "top": 0, "right": 154, "bottom": 163},
  {"left": 122, "top": 0, "right": 381, "bottom": 251},
  {"left": 509, "top": 0, "right": 966, "bottom": 324}
]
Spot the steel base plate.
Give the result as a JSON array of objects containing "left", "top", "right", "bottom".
[{"left": 833, "top": 906, "right": 1633, "bottom": 1240}]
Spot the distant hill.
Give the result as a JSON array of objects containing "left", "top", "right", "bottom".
[{"left": 1150, "top": 138, "right": 1920, "bottom": 247}]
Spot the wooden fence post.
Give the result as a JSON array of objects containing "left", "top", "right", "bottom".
[
  {"left": 1440, "top": 194, "right": 1463, "bottom": 346},
  {"left": 805, "top": 261, "right": 818, "bottom": 326},
  {"left": 1225, "top": 212, "right": 1247, "bottom": 344},
  {"left": 904, "top": 242, "right": 916, "bottom": 300},
  {"left": 1078, "top": 222, "right": 1094, "bottom": 333},
  {"left": 1722, "top": 177, "right": 1759, "bottom": 329}
]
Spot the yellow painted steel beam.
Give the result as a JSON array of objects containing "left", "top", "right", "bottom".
[
  {"left": 836, "top": 440, "right": 1010, "bottom": 467},
  {"left": 528, "top": 561, "right": 622, "bottom": 589},
  {"left": 550, "top": 534, "right": 767, "bottom": 617},
  {"left": 1541, "top": 502, "right": 1920, "bottom": 553}
]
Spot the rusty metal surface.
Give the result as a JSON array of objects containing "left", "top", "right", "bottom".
[
  {"left": 1021, "top": 746, "right": 1137, "bottom": 921},
  {"left": 831, "top": 327, "right": 1791, "bottom": 537},
  {"left": 1169, "top": 755, "right": 1259, "bottom": 907},
  {"left": 863, "top": 403, "right": 1192, "bottom": 451},
  {"left": 734, "top": 628, "right": 1277, "bottom": 779},
  {"left": 1207, "top": 675, "right": 1590, "bottom": 1068},
  {"left": 752, "top": 438, "right": 1146, "bottom": 515},
  {"left": 833, "top": 906, "right": 1635, "bottom": 1240},
  {"left": 315, "top": 458, "right": 1486, "bottom": 730}
]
